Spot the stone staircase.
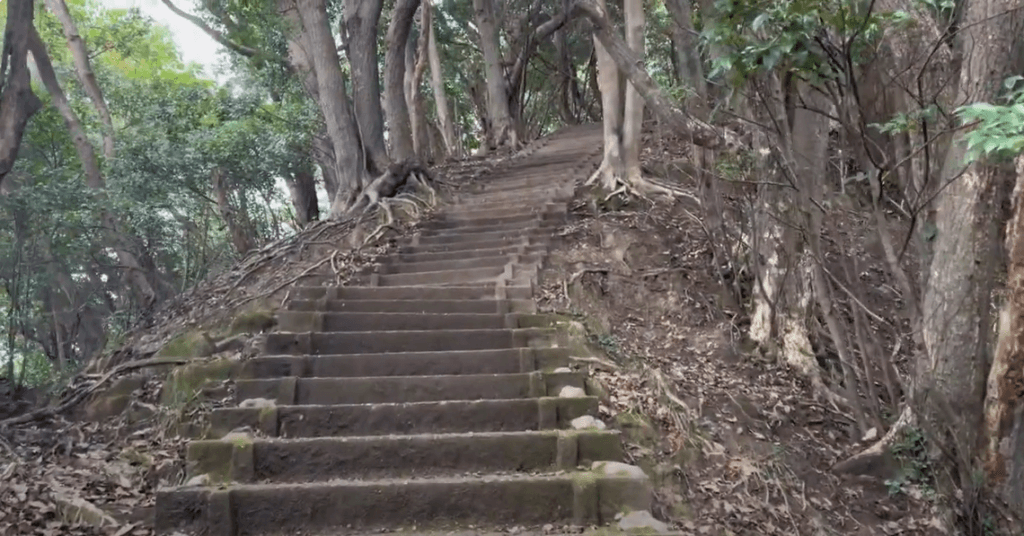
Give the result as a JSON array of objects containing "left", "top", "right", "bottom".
[{"left": 154, "top": 124, "right": 654, "bottom": 535}]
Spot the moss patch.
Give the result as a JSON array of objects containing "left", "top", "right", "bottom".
[
  {"left": 227, "top": 309, "right": 276, "bottom": 336},
  {"left": 160, "top": 357, "right": 237, "bottom": 407},
  {"left": 157, "top": 331, "right": 215, "bottom": 359}
]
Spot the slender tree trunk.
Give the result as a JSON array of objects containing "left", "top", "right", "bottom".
[
  {"left": 473, "top": 0, "right": 517, "bottom": 148},
  {"left": 285, "top": 169, "right": 319, "bottom": 226},
  {"left": 344, "top": 0, "right": 389, "bottom": 174},
  {"left": 425, "top": 1, "right": 458, "bottom": 157},
  {"left": 0, "top": 0, "right": 43, "bottom": 188},
  {"left": 621, "top": 0, "right": 645, "bottom": 182},
  {"left": 407, "top": 14, "right": 430, "bottom": 160},
  {"left": 591, "top": 0, "right": 624, "bottom": 190},
  {"left": 26, "top": 27, "right": 159, "bottom": 307},
  {"left": 44, "top": 0, "right": 116, "bottom": 159},
  {"left": 664, "top": 0, "right": 706, "bottom": 109},
  {"left": 383, "top": 0, "right": 421, "bottom": 162}
]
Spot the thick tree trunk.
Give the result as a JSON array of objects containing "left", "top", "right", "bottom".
[
  {"left": 407, "top": 16, "right": 430, "bottom": 160},
  {"left": 473, "top": 0, "right": 517, "bottom": 149},
  {"left": 344, "top": 0, "right": 389, "bottom": 174},
  {"left": 27, "top": 27, "right": 160, "bottom": 307},
  {"left": 921, "top": 0, "right": 1023, "bottom": 492},
  {"left": 44, "top": 0, "right": 116, "bottom": 159},
  {"left": 425, "top": 1, "right": 459, "bottom": 157},
  {"left": 384, "top": 0, "right": 421, "bottom": 163},
  {"left": 0, "top": 0, "right": 43, "bottom": 189},
  {"left": 290, "top": 0, "right": 368, "bottom": 217},
  {"left": 210, "top": 169, "right": 256, "bottom": 255},
  {"left": 621, "top": 0, "right": 645, "bottom": 183}
]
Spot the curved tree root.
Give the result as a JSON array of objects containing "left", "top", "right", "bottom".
[{"left": 832, "top": 405, "right": 914, "bottom": 477}]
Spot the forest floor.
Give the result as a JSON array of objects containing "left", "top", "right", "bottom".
[{"left": 0, "top": 129, "right": 945, "bottom": 536}]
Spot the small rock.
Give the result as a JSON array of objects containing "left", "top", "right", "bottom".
[
  {"left": 558, "top": 386, "right": 586, "bottom": 398},
  {"left": 592, "top": 461, "right": 646, "bottom": 479},
  {"left": 185, "top": 474, "right": 210, "bottom": 487},
  {"left": 552, "top": 367, "right": 572, "bottom": 373},
  {"left": 239, "top": 397, "right": 276, "bottom": 408},
  {"left": 861, "top": 427, "right": 878, "bottom": 442},
  {"left": 571, "top": 415, "right": 607, "bottom": 430},
  {"left": 222, "top": 427, "right": 253, "bottom": 442},
  {"left": 542, "top": 524, "right": 554, "bottom": 533},
  {"left": 617, "top": 510, "right": 669, "bottom": 534}
]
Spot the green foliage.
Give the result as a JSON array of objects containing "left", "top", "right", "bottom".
[
  {"left": 885, "top": 427, "right": 935, "bottom": 497},
  {"left": 957, "top": 76, "right": 1024, "bottom": 164}
]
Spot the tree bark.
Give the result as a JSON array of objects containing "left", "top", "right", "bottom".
[
  {"left": 590, "top": 0, "right": 623, "bottom": 190},
  {"left": 285, "top": 168, "right": 319, "bottom": 227},
  {"left": 211, "top": 168, "right": 256, "bottom": 254},
  {"left": 473, "top": 0, "right": 517, "bottom": 149},
  {"left": 621, "top": 0, "right": 645, "bottom": 183},
  {"left": 383, "top": 0, "right": 421, "bottom": 162},
  {"left": 921, "top": 0, "right": 1024, "bottom": 492},
  {"left": 425, "top": 1, "right": 459, "bottom": 157},
  {"left": 344, "top": 0, "right": 389, "bottom": 174},
  {"left": 664, "top": 0, "right": 706, "bottom": 109},
  {"left": 44, "top": 0, "right": 116, "bottom": 159},
  {"left": 409, "top": 6, "right": 431, "bottom": 160},
  {"left": 288, "top": 0, "right": 368, "bottom": 217},
  {"left": 0, "top": 0, "right": 43, "bottom": 189}
]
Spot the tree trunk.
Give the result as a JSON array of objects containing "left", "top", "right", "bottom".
[
  {"left": 211, "top": 168, "right": 256, "bottom": 255},
  {"left": 344, "top": 0, "right": 389, "bottom": 174},
  {"left": 44, "top": 0, "right": 116, "bottom": 159},
  {"left": 621, "top": 0, "right": 645, "bottom": 183},
  {"left": 0, "top": 0, "right": 43, "bottom": 189},
  {"left": 664, "top": 0, "right": 706, "bottom": 109},
  {"left": 383, "top": 0, "right": 421, "bottom": 163},
  {"left": 921, "top": 0, "right": 1023, "bottom": 493},
  {"left": 473, "top": 0, "right": 517, "bottom": 149},
  {"left": 26, "top": 27, "right": 160, "bottom": 307},
  {"left": 285, "top": 168, "right": 320, "bottom": 226},
  {"left": 290, "top": 0, "right": 368, "bottom": 217},
  {"left": 425, "top": 1, "right": 459, "bottom": 157},
  {"left": 590, "top": 0, "right": 624, "bottom": 190},
  {"left": 407, "top": 14, "right": 430, "bottom": 161}
]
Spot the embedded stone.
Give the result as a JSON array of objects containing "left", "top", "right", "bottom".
[
  {"left": 238, "top": 397, "right": 275, "bottom": 409},
  {"left": 558, "top": 386, "right": 586, "bottom": 398},
  {"left": 571, "top": 415, "right": 607, "bottom": 430},
  {"left": 592, "top": 460, "right": 646, "bottom": 479},
  {"left": 617, "top": 510, "right": 670, "bottom": 534}
]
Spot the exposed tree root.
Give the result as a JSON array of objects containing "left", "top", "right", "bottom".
[
  {"left": 832, "top": 405, "right": 915, "bottom": 477},
  {"left": 345, "top": 161, "right": 436, "bottom": 217}
]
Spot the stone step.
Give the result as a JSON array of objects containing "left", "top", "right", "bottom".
[
  {"left": 235, "top": 372, "right": 585, "bottom": 405},
  {"left": 264, "top": 327, "right": 558, "bottom": 355},
  {"left": 185, "top": 430, "right": 623, "bottom": 483},
  {"left": 374, "top": 265, "right": 509, "bottom": 287},
  {"left": 417, "top": 219, "right": 559, "bottom": 237},
  {"left": 276, "top": 311, "right": 518, "bottom": 332},
  {"left": 379, "top": 254, "right": 540, "bottom": 275},
  {"left": 240, "top": 348, "right": 571, "bottom": 379},
  {"left": 208, "top": 396, "right": 599, "bottom": 438},
  {"left": 391, "top": 244, "right": 549, "bottom": 264},
  {"left": 457, "top": 186, "right": 573, "bottom": 204},
  {"left": 420, "top": 211, "right": 564, "bottom": 231},
  {"left": 289, "top": 285, "right": 534, "bottom": 302},
  {"left": 441, "top": 203, "right": 566, "bottom": 221},
  {"left": 284, "top": 298, "right": 536, "bottom": 314},
  {"left": 447, "top": 197, "right": 572, "bottom": 215},
  {"left": 413, "top": 227, "right": 552, "bottom": 247},
  {"left": 398, "top": 235, "right": 551, "bottom": 255},
  {"left": 156, "top": 471, "right": 650, "bottom": 535}
]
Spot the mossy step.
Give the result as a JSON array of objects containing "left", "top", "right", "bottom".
[
  {"left": 156, "top": 472, "right": 649, "bottom": 536},
  {"left": 240, "top": 348, "right": 570, "bottom": 379},
  {"left": 398, "top": 235, "right": 552, "bottom": 256},
  {"left": 377, "top": 254, "right": 538, "bottom": 275},
  {"left": 420, "top": 211, "right": 564, "bottom": 231},
  {"left": 208, "top": 396, "right": 599, "bottom": 438},
  {"left": 264, "top": 327, "right": 561, "bottom": 356},
  {"left": 275, "top": 311, "right": 515, "bottom": 332},
  {"left": 185, "top": 430, "right": 623, "bottom": 483},
  {"left": 390, "top": 244, "right": 549, "bottom": 264},
  {"left": 234, "top": 371, "right": 584, "bottom": 405},
  {"left": 412, "top": 227, "right": 553, "bottom": 247}
]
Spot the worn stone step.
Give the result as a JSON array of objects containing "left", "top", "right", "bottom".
[
  {"left": 421, "top": 211, "right": 564, "bottom": 231},
  {"left": 275, "top": 311, "right": 519, "bottom": 333},
  {"left": 399, "top": 235, "right": 551, "bottom": 255},
  {"left": 379, "top": 254, "right": 540, "bottom": 275},
  {"left": 264, "top": 327, "right": 557, "bottom": 355},
  {"left": 391, "top": 244, "right": 549, "bottom": 264},
  {"left": 289, "top": 285, "right": 534, "bottom": 302},
  {"left": 414, "top": 227, "right": 552, "bottom": 247},
  {"left": 240, "top": 348, "right": 571, "bottom": 379},
  {"left": 235, "top": 371, "right": 585, "bottom": 405},
  {"left": 374, "top": 265, "right": 509, "bottom": 287},
  {"left": 441, "top": 203, "right": 566, "bottom": 221},
  {"left": 448, "top": 197, "right": 572, "bottom": 215},
  {"left": 186, "top": 430, "right": 623, "bottom": 483},
  {"left": 284, "top": 298, "right": 536, "bottom": 315},
  {"left": 209, "top": 396, "right": 599, "bottom": 438},
  {"left": 458, "top": 187, "right": 572, "bottom": 205},
  {"left": 156, "top": 471, "right": 650, "bottom": 535}
]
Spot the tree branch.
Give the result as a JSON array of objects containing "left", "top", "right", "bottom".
[{"left": 160, "top": 0, "right": 286, "bottom": 70}]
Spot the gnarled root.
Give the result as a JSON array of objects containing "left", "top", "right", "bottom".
[{"left": 832, "top": 405, "right": 915, "bottom": 478}]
